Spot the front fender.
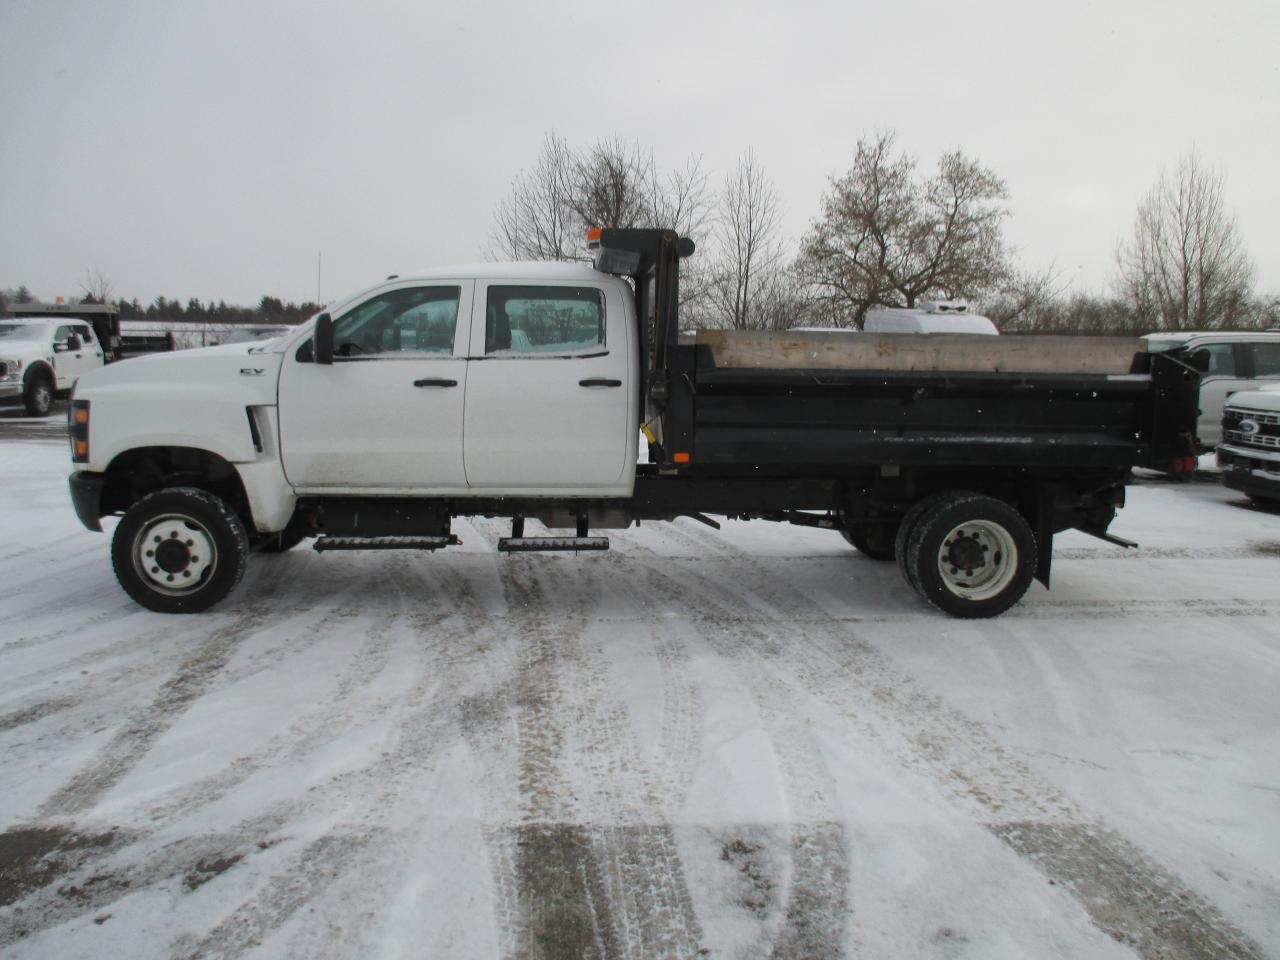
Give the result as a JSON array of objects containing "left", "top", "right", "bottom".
[{"left": 83, "top": 381, "right": 267, "bottom": 470}]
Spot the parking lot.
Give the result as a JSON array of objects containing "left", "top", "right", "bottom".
[{"left": 1, "top": 419, "right": 1278, "bottom": 959}]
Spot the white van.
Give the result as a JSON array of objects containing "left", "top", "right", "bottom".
[{"left": 863, "top": 301, "right": 998, "bottom": 335}]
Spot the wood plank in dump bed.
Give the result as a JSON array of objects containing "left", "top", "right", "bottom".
[{"left": 694, "top": 330, "right": 1146, "bottom": 376}]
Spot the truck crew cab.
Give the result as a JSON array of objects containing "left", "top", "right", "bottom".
[{"left": 67, "top": 229, "right": 1199, "bottom": 618}]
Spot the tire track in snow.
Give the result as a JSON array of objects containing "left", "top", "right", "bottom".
[
  {"left": 169, "top": 832, "right": 379, "bottom": 960},
  {"left": 623, "top": 566, "right": 853, "bottom": 959},
  {"left": 6, "top": 563, "right": 503, "bottom": 945},
  {"left": 633, "top": 543, "right": 1266, "bottom": 960},
  {"left": 32, "top": 564, "right": 331, "bottom": 820},
  {"left": 476, "top": 529, "right": 704, "bottom": 960}
]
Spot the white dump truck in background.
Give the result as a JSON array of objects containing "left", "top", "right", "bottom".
[{"left": 0, "top": 317, "right": 107, "bottom": 416}]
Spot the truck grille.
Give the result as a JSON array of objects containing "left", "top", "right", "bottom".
[{"left": 1223, "top": 407, "right": 1280, "bottom": 449}]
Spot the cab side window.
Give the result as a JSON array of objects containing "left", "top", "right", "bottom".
[
  {"left": 1248, "top": 343, "right": 1280, "bottom": 377},
  {"left": 484, "top": 286, "right": 605, "bottom": 356},
  {"left": 332, "top": 287, "right": 460, "bottom": 358},
  {"left": 1193, "top": 343, "right": 1236, "bottom": 377}
]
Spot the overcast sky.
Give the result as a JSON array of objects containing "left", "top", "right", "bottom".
[{"left": 2, "top": 0, "right": 1277, "bottom": 308}]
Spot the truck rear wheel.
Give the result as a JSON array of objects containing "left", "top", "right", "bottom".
[
  {"left": 111, "top": 487, "right": 249, "bottom": 613},
  {"left": 904, "top": 493, "right": 1036, "bottom": 618},
  {"left": 894, "top": 492, "right": 957, "bottom": 593}
]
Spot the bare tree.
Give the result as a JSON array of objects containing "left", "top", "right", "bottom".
[
  {"left": 705, "top": 150, "right": 785, "bottom": 329},
  {"left": 80, "top": 268, "right": 114, "bottom": 305},
  {"left": 487, "top": 134, "right": 712, "bottom": 264},
  {"left": 978, "top": 265, "right": 1063, "bottom": 332},
  {"left": 1117, "top": 151, "right": 1254, "bottom": 331},
  {"left": 489, "top": 133, "right": 578, "bottom": 261},
  {"left": 797, "top": 132, "right": 1011, "bottom": 327}
]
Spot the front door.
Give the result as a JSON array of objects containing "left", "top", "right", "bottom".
[
  {"left": 51, "top": 325, "right": 99, "bottom": 389},
  {"left": 1193, "top": 342, "right": 1248, "bottom": 446},
  {"left": 278, "top": 282, "right": 473, "bottom": 493},
  {"left": 462, "top": 280, "right": 632, "bottom": 493}
]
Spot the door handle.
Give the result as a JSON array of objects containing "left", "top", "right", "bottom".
[
  {"left": 414, "top": 378, "right": 457, "bottom": 387},
  {"left": 579, "top": 378, "right": 622, "bottom": 388}
]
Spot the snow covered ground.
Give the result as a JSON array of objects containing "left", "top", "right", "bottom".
[{"left": 1, "top": 418, "right": 1278, "bottom": 959}]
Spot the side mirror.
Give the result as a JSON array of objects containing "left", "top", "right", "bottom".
[
  {"left": 53, "top": 341, "right": 68, "bottom": 353},
  {"left": 1187, "top": 349, "right": 1210, "bottom": 374},
  {"left": 314, "top": 313, "right": 334, "bottom": 365}
]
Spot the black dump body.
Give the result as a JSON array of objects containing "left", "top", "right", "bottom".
[
  {"left": 591, "top": 228, "right": 1199, "bottom": 583},
  {"left": 686, "top": 350, "right": 1197, "bottom": 477}
]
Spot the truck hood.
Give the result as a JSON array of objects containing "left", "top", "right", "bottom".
[
  {"left": 1226, "top": 385, "right": 1280, "bottom": 411},
  {"left": 75, "top": 340, "right": 285, "bottom": 403}
]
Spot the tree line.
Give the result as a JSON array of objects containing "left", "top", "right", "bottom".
[
  {"left": 3, "top": 135, "right": 1274, "bottom": 336},
  {"left": 0, "top": 283, "right": 321, "bottom": 328},
  {"left": 489, "top": 132, "right": 1277, "bottom": 335}
]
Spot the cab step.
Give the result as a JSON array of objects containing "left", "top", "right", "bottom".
[
  {"left": 313, "top": 535, "right": 458, "bottom": 552},
  {"left": 498, "top": 537, "right": 609, "bottom": 553}
]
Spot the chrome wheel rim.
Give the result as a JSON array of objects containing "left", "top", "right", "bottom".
[
  {"left": 132, "top": 513, "right": 217, "bottom": 595},
  {"left": 935, "top": 519, "right": 1017, "bottom": 600}
]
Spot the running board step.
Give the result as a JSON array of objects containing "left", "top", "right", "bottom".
[
  {"left": 498, "top": 537, "right": 609, "bottom": 553},
  {"left": 314, "top": 535, "right": 458, "bottom": 552}
]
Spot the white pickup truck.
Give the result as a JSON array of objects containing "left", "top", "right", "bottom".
[
  {"left": 1218, "top": 387, "right": 1280, "bottom": 504},
  {"left": 0, "top": 318, "right": 106, "bottom": 415},
  {"left": 67, "top": 229, "right": 1199, "bottom": 618}
]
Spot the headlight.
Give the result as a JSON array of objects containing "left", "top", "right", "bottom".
[{"left": 0, "top": 358, "right": 21, "bottom": 381}]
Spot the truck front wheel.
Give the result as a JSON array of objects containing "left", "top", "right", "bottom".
[
  {"left": 111, "top": 487, "right": 249, "bottom": 613},
  {"left": 23, "top": 371, "right": 53, "bottom": 416},
  {"left": 904, "top": 494, "right": 1036, "bottom": 618}
]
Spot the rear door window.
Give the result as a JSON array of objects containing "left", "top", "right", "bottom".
[
  {"left": 483, "top": 286, "right": 605, "bottom": 356},
  {"left": 1189, "top": 343, "right": 1236, "bottom": 377}
]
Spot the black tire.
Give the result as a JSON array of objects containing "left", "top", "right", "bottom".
[
  {"left": 894, "top": 492, "right": 958, "bottom": 594},
  {"left": 23, "top": 370, "right": 53, "bottom": 417},
  {"left": 257, "top": 529, "right": 307, "bottom": 553},
  {"left": 839, "top": 520, "right": 899, "bottom": 561},
  {"left": 111, "top": 487, "right": 249, "bottom": 613},
  {"left": 904, "top": 493, "right": 1036, "bottom": 619}
]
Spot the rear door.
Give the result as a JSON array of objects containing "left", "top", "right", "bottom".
[
  {"left": 462, "top": 280, "right": 633, "bottom": 493},
  {"left": 278, "top": 282, "right": 472, "bottom": 492}
]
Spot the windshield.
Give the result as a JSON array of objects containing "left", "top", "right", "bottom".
[{"left": 0, "top": 323, "right": 43, "bottom": 341}]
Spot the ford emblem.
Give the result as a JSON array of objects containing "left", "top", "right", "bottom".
[{"left": 1238, "top": 419, "right": 1260, "bottom": 436}]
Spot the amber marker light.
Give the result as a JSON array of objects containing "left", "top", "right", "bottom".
[{"left": 673, "top": 452, "right": 691, "bottom": 464}]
